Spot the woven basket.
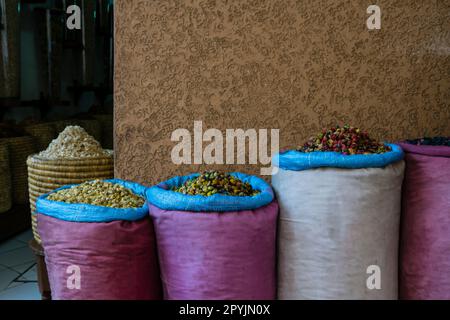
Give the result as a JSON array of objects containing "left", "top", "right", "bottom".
[
  {"left": 0, "top": 142, "right": 12, "bottom": 213},
  {"left": 27, "top": 152, "right": 114, "bottom": 243},
  {"left": 1, "top": 136, "right": 37, "bottom": 204},
  {"left": 93, "top": 114, "right": 113, "bottom": 149},
  {"left": 24, "top": 123, "right": 57, "bottom": 152}
]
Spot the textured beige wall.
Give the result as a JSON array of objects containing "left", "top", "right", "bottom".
[{"left": 115, "top": 0, "right": 450, "bottom": 185}]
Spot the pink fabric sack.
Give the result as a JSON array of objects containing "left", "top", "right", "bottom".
[
  {"left": 149, "top": 202, "right": 278, "bottom": 300},
  {"left": 146, "top": 172, "right": 278, "bottom": 300},
  {"left": 36, "top": 179, "right": 162, "bottom": 300},
  {"left": 398, "top": 143, "right": 450, "bottom": 299},
  {"left": 37, "top": 215, "right": 161, "bottom": 300}
]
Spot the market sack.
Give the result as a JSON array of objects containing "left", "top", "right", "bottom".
[
  {"left": 398, "top": 140, "right": 450, "bottom": 300},
  {"left": 36, "top": 179, "right": 161, "bottom": 300},
  {"left": 273, "top": 143, "right": 404, "bottom": 300},
  {"left": 146, "top": 172, "right": 278, "bottom": 300}
]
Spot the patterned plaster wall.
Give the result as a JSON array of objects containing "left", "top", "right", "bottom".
[{"left": 115, "top": 0, "right": 450, "bottom": 185}]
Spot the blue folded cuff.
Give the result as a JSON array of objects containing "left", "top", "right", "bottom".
[
  {"left": 146, "top": 172, "right": 274, "bottom": 212},
  {"left": 273, "top": 143, "right": 404, "bottom": 171},
  {"left": 36, "top": 179, "right": 148, "bottom": 222}
]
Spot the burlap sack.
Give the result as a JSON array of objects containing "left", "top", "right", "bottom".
[{"left": 273, "top": 161, "right": 405, "bottom": 300}]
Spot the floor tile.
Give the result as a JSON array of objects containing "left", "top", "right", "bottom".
[
  {"left": 0, "top": 269, "right": 19, "bottom": 291},
  {"left": 6, "top": 281, "right": 22, "bottom": 290},
  {"left": 18, "top": 265, "right": 37, "bottom": 282},
  {"left": 0, "top": 283, "right": 41, "bottom": 300},
  {"left": 0, "top": 239, "right": 27, "bottom": 254},
  {"left": 0, "top": 247, "right": 35, "bottom": 268},
  {"left": 14, "top": 229, "right": 33, "bottom": 244},
  {"left": 9, "top": 262, "right": 36, "bottom": 274}
]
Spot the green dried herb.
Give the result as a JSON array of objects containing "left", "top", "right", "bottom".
[{"left": 173, "top": 171, "right": 260, "bottom": 197}]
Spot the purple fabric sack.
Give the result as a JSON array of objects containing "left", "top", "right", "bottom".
[
  {"left": 399, "top": 142, "right": 450, "bottom": 300},
  {"left": 37, "top": 214, "right": 162, "bottom": 300},
  {"left": 149, "top": 201, "right": 279, "bottom": 300}
]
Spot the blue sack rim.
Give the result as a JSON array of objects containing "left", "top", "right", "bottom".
[
  {"left": 146, "top": 172, "right": 274, "bottom": 212},
  {"left": 273, "top": 143, "right": 404, "bottom": 171},
  {"left": 35, "top": 179, "right": 148, "bottom": 222}
]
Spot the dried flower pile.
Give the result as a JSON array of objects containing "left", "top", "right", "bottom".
[{"left": 298, "top": 125, "right": 391, "bottom": 155}]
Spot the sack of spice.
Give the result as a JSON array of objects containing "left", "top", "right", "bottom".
[
  {"left": 273, "top": 125, "right": 405, "bottom": 300},
  {"left": 398, "top": 137, "right": 450, "bottom": 300},
  {"left": 146, "top": 171, "right": 278, "bottom": 300},
  {"left": 36, "top": 179, "right": 161, "bottom": 300}
]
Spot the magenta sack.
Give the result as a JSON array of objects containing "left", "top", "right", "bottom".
[
  {"left": 398, "top": 142, "right": 450, "bottom": 300},
  {"left": 36, "top": 179, "right": 162, "bottom": 300},
  {"left": 146, "top": 172, "right": 278, "bottom": 300}
]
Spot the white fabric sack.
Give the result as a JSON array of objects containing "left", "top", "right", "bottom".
[{"left": 273, "top": 161, "right": 405, "bottom": 300}]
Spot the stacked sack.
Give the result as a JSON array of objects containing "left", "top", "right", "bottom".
[
  {"left": 399, "top": 137, "right": 450, "bottom": 300},
  {"left": 273, "top": 125, "right": 404, "bottom": 299},
  {"left": 147, "top": 171, "right": 278, "bottom": 300}
]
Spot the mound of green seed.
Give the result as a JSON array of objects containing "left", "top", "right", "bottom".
[
  {"left": 47, "top": 180, "right": 145, "bottom": 208},
  {"left": 173, "top": 171, "right": 260, "bottom": 197}
]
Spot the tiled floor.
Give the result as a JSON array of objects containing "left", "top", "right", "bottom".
[{"left": 0, "top": 229, "right": 41, "bottom": 300}]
